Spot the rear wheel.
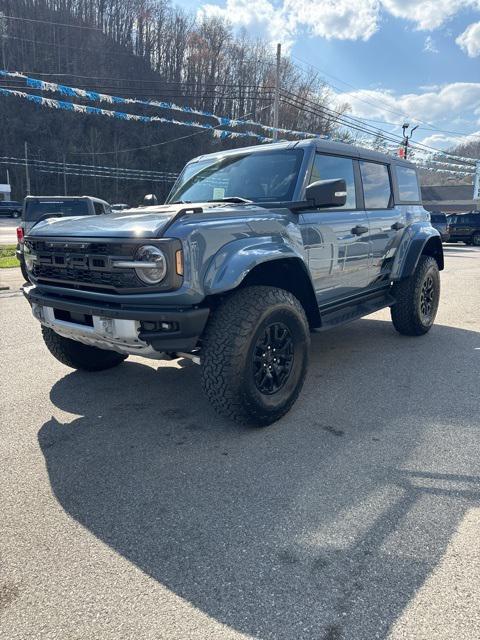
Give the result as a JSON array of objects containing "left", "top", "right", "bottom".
[
  {"left": 11, "top": 211, "right": 20, "bottom": 219},
  {"left": 201, "top": 286, "right": 310, "bottom": 426},
  {"left": 390, "top": 255, "right": 440, "bottom": 336},
  {"left": 42, "top": 327, "right": 127, "bottom": 371},
  {"left": 473, "top": 232, "right": 480, "bottom": 247}
]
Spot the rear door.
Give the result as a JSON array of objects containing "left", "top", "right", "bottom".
[
  {"left": 361, "top": 161, "right": 405, "bottom": 284},
  {"left": 300, "top": 153, "right": 371, "bottom": 303}
]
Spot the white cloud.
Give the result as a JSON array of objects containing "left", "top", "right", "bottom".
[
  {"left": 198, "top": 0, "right": 480, "bottom": 46},
  {"left": 284, "top": 0, "right": 379, "bottom": 41},
  {"left": 419, "top": 131, "right": 480, "bottom": 150},
  {"left": 423, "top": 36, "right": 438, "bottom": 53},
  {"left": 340, "top": 83, "right": 480, "bottom": 128},
  {"left": 381, "top": 0, "right": 480, "bottom": 31},
  {"left": 198, "top": 0, "right": 379, "bottom": 47},
  {"left": 456, "top": 21, "right": 480, "bottom": 57}
]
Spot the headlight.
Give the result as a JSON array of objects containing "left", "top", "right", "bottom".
[{"left": 133, "top": 245, "right": 167, "bottom": 284}]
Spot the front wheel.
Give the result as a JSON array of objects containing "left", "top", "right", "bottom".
[
  {"left": 201, "top": 286, "right": 310, "bottom": 426},
  {"left": 11, "top": 211, "right": 20, "bottom": 219},
  {"left": 472, "top": 232, "right": 480, "bottom": 247},
  {"left": 42, "top": 327, "right": 127, "bottom": 371},
  {"left": 390, "top": 255, "right": 440, "bottom": 336}
]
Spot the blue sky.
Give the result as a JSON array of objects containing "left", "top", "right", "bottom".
[{"left": 180, "top": 0, "right": 480, "bottom": 151}]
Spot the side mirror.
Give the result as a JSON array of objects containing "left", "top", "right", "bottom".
[
  {"left": 142, "top": 193, "right": 158, "bottom": 207},
  {"left": 305, "top": 179, "right": 347, "bottom": 209}
]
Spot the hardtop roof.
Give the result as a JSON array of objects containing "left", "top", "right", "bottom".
[
  {"left": 190, "top": 138, "right": 415, "bottom": 169},
  {"left": 24, "top": 195, "right": 109, "bottom": 205}
]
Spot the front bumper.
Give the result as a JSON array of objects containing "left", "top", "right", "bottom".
[{"left": 24, "top": 285, "right": 210, "bottom": 357}]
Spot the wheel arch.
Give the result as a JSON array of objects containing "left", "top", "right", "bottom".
[
  {"left": 238, "top": 258, "right": 321, "bottom": 328},
  {"left": 391, "top": 226, "right": 444, "bottom": 280},
  {"left": 203, "top": 238, "right": 320, "bottom": 328}
]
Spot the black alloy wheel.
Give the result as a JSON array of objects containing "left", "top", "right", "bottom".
[{"left": 252, "top": 322, "right": 294, "bottom": 395}]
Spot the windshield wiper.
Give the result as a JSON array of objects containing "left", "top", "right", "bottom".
[
  {"left": 207, "top": 196, "right": 252, "bottom": 204},
  {"left": 171, "top": 200, "right": 192, "bottom": 205}
]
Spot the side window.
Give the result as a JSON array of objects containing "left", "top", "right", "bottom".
[
  {"left": 360, "top": 161, "right": 393, "bottom": 209},
  {"left": 309, "top": 154, "right": 356, "bottom": 210},
  {"left": 395, "top": 166, "right": 420, "bottom": 202},
  {"left": 94, "top": 202, "right": 104, "bottom": 215}
]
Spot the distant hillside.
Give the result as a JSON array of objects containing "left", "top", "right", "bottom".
[{"left": 0, "top": 0, "right": 347, "bottom": 204}]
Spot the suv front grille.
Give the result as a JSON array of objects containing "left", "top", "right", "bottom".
[{"left": 27, "top": 238, "right": 143, "bottom": 293}]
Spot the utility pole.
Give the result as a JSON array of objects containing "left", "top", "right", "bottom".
[
  {"left": 401, "top": 123, "right": 418, "bottom": 160},
  {"left": 0, "top": 12, "right": 7, "bottom": 70},
  {"left": 63, "top": 154, "right": 67, "bottom": 195},
  {"left": 24, "top": 141, "right": 31, "bottom": 196},
  {"left": 273, "top": 43, "right": 281, "bottom": 141}
]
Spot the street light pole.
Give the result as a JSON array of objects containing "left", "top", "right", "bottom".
[
  {"left": 401, "top": 123, "right": 418, "bottom": 160},
  {"left": 63, "top": 154, "right": 67, "bottom": 196},
  {"left": 273, "top": 43, "right": 281, "bottom": 141},
  {"left": 24, "top": 141, "right": 31, "bottom": 196}
]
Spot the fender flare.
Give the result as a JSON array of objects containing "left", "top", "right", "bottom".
[
  {"left": 203, "top": 236, "right": 311, "bottom": 295},
  {"left": 391, "top": 223, "right": 444, "bottom": 280}
]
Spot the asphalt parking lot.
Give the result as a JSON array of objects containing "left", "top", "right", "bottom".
[{"left": 1, "top": 245, "right": 479, "bottom": 640}]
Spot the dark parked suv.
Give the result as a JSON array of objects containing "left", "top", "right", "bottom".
[
  {"left": 0, "top": 200, "right": 22, "bottom": 218},
  {"left": 429, "top": 212, "right": 449, "bottom": 242},
  {"left": 447, "top": 212, "right": 480, "bottom": 246},
  {"left": 22, "top": 139, "right": 443, "bottom": 425}
]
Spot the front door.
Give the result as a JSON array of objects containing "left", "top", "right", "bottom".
[{"left": 300, "top": 153, "right": 371, "bottom": 304}]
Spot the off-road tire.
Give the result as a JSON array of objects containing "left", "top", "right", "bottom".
[
  {"left": 472, "top": 232, "right": 480, "bottom": 247},
  {"left": 390, "top": 255, "right": 440, "bottom": 336},
  {"left": 42, "top": 326, "right": 127, "bottom": 371},
  {"left": 201, "top": 286, "right": 310, "bottom": 426}
]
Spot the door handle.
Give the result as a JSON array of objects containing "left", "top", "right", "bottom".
[
  {"left": 391, "top": 221, "right": 405, "bottom": 230},
  {"left": 352, "top": 225, "right": 369, "bottom": 235}
]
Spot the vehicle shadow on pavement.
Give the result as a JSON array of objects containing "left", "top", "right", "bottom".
[{"left": 38, "top": 318, "right": 480, "bottom": 640}]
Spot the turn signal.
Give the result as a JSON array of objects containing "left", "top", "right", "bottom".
[{"left": 175, "top": 250, "right": 184, "bottom": 276}]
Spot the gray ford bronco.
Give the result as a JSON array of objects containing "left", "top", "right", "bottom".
[{"left": 23, "top": 139, "right": 443, "bottom": 425}]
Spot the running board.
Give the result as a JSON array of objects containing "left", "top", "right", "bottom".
[{"left": 314, "top": 291, "right": 395, "bottom": 332}]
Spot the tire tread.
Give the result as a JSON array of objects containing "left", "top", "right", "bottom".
[{"left": 201, "top": 286, "right": 309, "bottom": 425}]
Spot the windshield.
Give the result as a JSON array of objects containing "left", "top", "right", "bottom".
[
  {"left": 25, "top": 200, "right": 89, "bottom": 221},
  {"left": 168, "top": 149, "right": 304, "bottom": 204}
]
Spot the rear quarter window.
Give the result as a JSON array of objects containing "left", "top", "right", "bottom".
[
  {"left": 360, "top": 161, "right": 392, "bottom": 209},
  {"left": 395, "top": 166, "right": 420, "bottom": 202}
]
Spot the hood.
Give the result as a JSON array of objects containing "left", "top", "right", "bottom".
[
  {"left": 26, "top": 204, "right": 198, "bottom": 238},
  {"left": 25, "top": 202, "right": 267, "bottom": 238}
]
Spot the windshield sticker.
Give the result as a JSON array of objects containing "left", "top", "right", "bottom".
[{"left": 213, "top": 187, "right": 225, "bottom": 200}]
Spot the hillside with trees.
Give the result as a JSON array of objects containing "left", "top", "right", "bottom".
[{"left": 0, "top": 0, "right": 350, "bottom": 203}]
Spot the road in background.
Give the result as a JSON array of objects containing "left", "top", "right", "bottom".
[
  {"left": 1, "top": 245, "right": 479, "bottom": 640},
  {"left": 0, "top": 218, "right": 19, "bottom": 244}
]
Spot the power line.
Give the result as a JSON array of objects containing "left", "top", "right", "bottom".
[
  {"left": 1, "top": 14, "right": 102, "bottom": 31},
  {"left": 0, "top": 83, "right": 274, "bottom": 101},
  {"left": 279, "top": 94, "right": 404, "bottom": 148},
  {"left": 8, "top": 67, "right": 275, "bottom": 90},
  {"left": 290, "top": 54, "right": 480, "bottom": 145},
  {"left": 280, "top": 90, "right": 478, "bottom": 164},
  {"left": 0, "top": 158, "right": 176, "bottom": 177},
  {"left": 71, "top": 103, "right": 274, "bottom": 156}
]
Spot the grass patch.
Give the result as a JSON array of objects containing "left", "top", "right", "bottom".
[{"left": 0, "top": 245, "right": 19, "bottom": 268}]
